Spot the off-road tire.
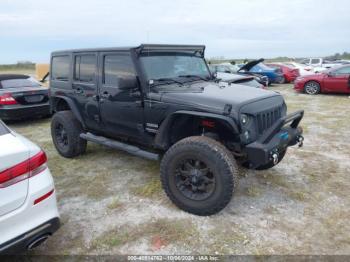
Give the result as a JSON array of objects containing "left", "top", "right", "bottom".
[
  {"left": 255, "top": 149, "right": 287, "bottom": 170},
  {"left": 304, "top": 81, "right": 320, "bottom": 95},
  {"left": 51, "top": 110, "right": 87, "bottom": 158},
  {"left": 160, "top": 136, "right": 238, "bottom": 216}
]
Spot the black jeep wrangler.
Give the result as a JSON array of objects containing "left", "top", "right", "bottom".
[{"left": 49, "top": 44, "right": 304, "bottom": 216}]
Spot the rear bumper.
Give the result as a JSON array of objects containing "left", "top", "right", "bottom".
[
  {"left": 0, "top": 217, "right": 60, "bottom": 254},
  {"left": 244, "top": 110, "right": 304, "bottom": 169},
  {"left": 0, "top": 168, "right": 60, "bottom": 254},
  {"left": 0, "top": 103, "right": 50, "bottom": 120},
  {"left": 285, "top": 74, "right": 298, "bottom": 83}
]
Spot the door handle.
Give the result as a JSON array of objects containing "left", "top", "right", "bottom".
[
  {"left": 101, "top": 92, "right": 111, "bottom": 99},
  {"left": 74, "top": 88, "right": 83, "bottom": 94}
]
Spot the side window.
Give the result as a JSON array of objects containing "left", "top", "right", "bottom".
[
  {"left": 103, "top": 54, "right": 136, "bottom": 88},
  {"left": 311, "top": 59, "right": 320, "bottom": 64},
  {"left": 334, "top": 66, "right": 350, "bottom": 75},
  {"left": 74, "top": 55, "right": 96, "bottom": 83},
  {"left": 216, "top": 66, "right": 226, "bottom": 73},
  {"left": 51, "top": 56, "right": 70, "bottom": 81}
]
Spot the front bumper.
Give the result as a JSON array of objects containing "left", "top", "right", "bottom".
[
  {"left": 244, "top": 110, "right": 304, "bottom": 169},
  {"left": 294, "top": 80, "right": 305, "bottom": 91},
  {"left": 0, "top": 103, "right": 50, "bottom": 120}
]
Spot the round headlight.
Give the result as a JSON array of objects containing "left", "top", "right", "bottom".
[{"left": 241, "top": 114, "right": 249, "bottom": 125}]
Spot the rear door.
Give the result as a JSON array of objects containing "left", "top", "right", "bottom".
[
  {"left": 98, "top": 52, "right": 144, "bottom": 139},
  {"left": 72, "top": 53, "right": 100, "bottom": 131},
  {"left": 324, "top": 66, "right": 350, "bottom": 93},
  {"left": 0, "top": 122, "right": 29, "bottom": 216}
]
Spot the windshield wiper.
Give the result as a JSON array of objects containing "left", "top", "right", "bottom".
[
  {"left": 151, "top": 78, "right": 183, "bottom": 86},
  {"left": 178, "top": 74, "right": 209, "bottom": 81}
]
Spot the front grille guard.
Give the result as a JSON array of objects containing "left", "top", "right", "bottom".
[
  {"left": 256, "top": 106, "right": 283, "bottom": 135},
  {"left": 257, "top": 110, "right": 304, "bottom": 144}
]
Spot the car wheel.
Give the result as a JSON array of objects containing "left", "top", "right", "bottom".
[
  {"left": 51, "top": 110, "right": 87, "bottom": 158},
  {"left": 160, "top": 136, "right": 238, "bottom": 216},
  {"left": 278, "top": 76, "right": 286, "bottom": 84},
  {"left": 304, "top": 81, "right": 320, "bottom": 95}
]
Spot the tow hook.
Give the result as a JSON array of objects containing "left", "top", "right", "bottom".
[
  {"left": 272, "top": 152, "right": 279, "bottom": 165},
  {"left": 297, "top": 136, "right": 304, "bottom": 147}
]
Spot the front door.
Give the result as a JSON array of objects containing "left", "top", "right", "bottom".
[
  {"left": 98, "top": 52, "right": 144, "bottom": 139},
  {"left": 324, "top": 66, "right": 350, "bottom": 93},
  {"left": 72, "top": 53, "right": 100, "bottom": 131}
]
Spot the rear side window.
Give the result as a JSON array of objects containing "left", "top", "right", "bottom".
[
  {"left": 0, "top": 121, "right": 9, "bottom": 136},
  {"left": 103, "top": 54, "right": 136, "bottom": 88},
  {"left": 334, "top": 66, "right": 350, "bottom": 75},
  {"left": 311, "top": 59, "right": 320, "bottom": 64},
  {"left": 1, "top": 78, "right": 40, "bottom": 89},
  {"left": 52, "top": 56, "right": 70, "bottom": 81},
  {"left": 74, "top": 55, "right": 96, "bottom": 83}
]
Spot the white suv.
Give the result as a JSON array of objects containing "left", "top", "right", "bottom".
[{"left": 0, "top": 120, "right": 60, "bottom": 254}]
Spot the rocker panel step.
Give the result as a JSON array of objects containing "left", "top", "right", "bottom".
[{"left": 80, "top": 132, "right": 159, "bottom": 161}]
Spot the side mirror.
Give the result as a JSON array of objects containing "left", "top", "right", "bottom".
[{"left": 118, "top": 76, "right": 138, "bottom": 90}]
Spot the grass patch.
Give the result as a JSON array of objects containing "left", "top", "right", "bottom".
[
  {"left": 131, "top": 177, "right": 162, "bottom": 199},
  {"left": 207, "top": 222, "right": 250, "bottom": 254},
  {"left": 264, "top": 173, "right": 289, "bottom": 188},
  {"left": 245, "top": 186, "right": 262, "bottom": 197},
  {"left": 107, "top": 197, "right": 124, "bottom": 210},
  {"left": 90, "top": 218, "right": 198, "bottom": 250},
  {"left": 287, "top": 191, "right": 308, "bottom": 201},
  {"left": 263, "top": 205, "right": 279, "bottom": 214}
]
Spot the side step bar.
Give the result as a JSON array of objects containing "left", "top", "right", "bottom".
[{"left": 80, "top": 132, "right": 159, "bottom": 161}]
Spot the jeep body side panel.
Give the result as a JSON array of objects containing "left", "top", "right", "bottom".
[
  {"left": 153, "top": 110, "right": 239, "bottom": 150},
  {"left": 97, "top": 51, "right": 145, "bottom": 140},
  {"left": 51, "top": 95, "right": 85, "bottom": 127},
  {"left": 50, "top": 51, "right": 101, "bottom": 132},
  {"left": 71, "top": 52, "right": 100, "bottom": 131}
]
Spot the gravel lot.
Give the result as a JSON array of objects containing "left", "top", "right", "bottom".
[{"left": 7, "top": 84, "right": 350, "bottom": 255}]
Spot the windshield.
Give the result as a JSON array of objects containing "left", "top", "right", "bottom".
[
  {"left": 1, "top": 77, "right": 41, "bottom": 89},
  {"left": 226, "top": 64, "right": 239, "bottom": 72},
  {"left": 252, "top": 63, "right": 273, "bottom": 71},
  {"left": 140, "top": 54, "right": 211, "bottom": 81}
]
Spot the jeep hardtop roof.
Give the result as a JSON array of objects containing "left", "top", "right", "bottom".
[{"left": 51, "top": 44, "right": 206, "bottom": 57}]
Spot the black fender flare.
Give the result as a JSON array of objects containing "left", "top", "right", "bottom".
[
  {"left": 51, "top": 96, "right": 85, "bottom": 128},
  {"left": 154, "top": 110, "right": 239, "bottom": 150}
]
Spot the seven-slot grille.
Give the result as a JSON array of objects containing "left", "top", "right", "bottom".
[{"left": 256, "top": 105, "right": 283, "bottom": 135}]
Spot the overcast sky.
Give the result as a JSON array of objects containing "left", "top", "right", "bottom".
[{"left": 1, "top": 0, "right": 349, "bottom": 63}]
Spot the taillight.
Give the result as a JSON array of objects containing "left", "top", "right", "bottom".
[
  {"left": 0, "top": 150, "right": 47, "bottom": 188},
  {"left": 0, "top": 93, "right": 17, "bottom": 105}
]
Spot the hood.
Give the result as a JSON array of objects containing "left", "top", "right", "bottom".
[
  {"left": 216, "top": 72, "right": 253, "bottom": 82},
  {"left": 238, "top": 58, "right": 264, "bottom": 72},
  {"left": 159, "top": 81, "right": 281, "bottom": 115},
  {"left": 298, "top": 72, "right": 326, "bottom": 80}
]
